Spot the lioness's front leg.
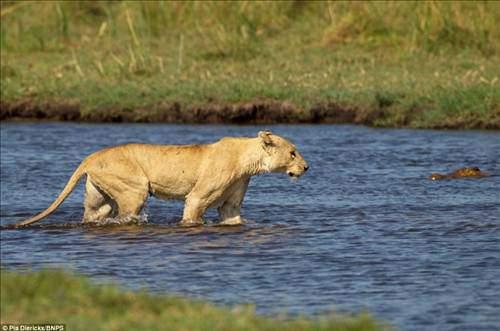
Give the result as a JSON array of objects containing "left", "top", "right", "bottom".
[
  {"left": 181, "top": 196, "right": 206, "bottom": 226},
  {"left": 181, "top": 177, "right": 238, "bottom": 226},
  {"left": 218, "top": 177, "right": 250, "bottom": 225}
]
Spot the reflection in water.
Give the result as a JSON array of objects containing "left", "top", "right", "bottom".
[{"left": 1, "top": 123, "right": 499, "bottom": 331}]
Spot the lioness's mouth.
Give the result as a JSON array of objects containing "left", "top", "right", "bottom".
[{"left": 287, "top": 171, "right": 300, "bottom": 178}]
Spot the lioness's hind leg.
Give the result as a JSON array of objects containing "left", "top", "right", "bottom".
[
  {"left": 83, "top": 178, "right": 116, "bottom": 222},
  {"left": 86, "top": 171, "right": 149, "bottom": 220},
  {"left": 116, "top": 194, "right": 147, "bottom": 219}
]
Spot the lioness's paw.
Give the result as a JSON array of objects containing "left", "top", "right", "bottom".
[
  {"left": 219, "top": 217, "right": 246, "bottom": 226},
  {"left": 179, "top": 219, "right": 204, "bottom": 227}
]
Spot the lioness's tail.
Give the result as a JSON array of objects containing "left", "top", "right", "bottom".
[{"left": 15, "top": 160, "right": 88, "bottom": 228}]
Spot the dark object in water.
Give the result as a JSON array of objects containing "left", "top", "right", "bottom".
[{"left": 429, "top": 167, "right": 488, "bottom": 180}]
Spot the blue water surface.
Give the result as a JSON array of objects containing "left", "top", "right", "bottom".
[{"left": 1, "top": 123, "right": 499, "bottom": 331}]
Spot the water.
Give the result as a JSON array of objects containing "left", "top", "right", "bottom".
[{"left": 1, "top": 123, "right": 499, "bottom": 330}]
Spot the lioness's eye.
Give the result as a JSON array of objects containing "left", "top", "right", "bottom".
[{"left": 290, "top": 151, "right": 296, "bottom": 159}]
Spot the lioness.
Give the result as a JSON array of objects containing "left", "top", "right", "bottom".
[{"left": 16, "top": 131, "right": 308, "bottom": 227}]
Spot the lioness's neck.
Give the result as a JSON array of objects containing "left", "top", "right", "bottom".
[{"left": 239, "top": 138, "right": 271, "bottom": 176}]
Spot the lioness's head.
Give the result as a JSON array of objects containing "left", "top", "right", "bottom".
[{"left": 258, "top": 130, "right": 309, "bottom": 178}]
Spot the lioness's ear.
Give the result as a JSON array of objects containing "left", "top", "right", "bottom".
[{"left": 258, "top": 130, "right": 273, "bottom": 146}]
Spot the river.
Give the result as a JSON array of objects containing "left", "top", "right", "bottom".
[{"left": 1, "top": 123, "right": 499, "bottom": 330}]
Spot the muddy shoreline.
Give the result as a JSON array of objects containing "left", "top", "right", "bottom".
[{"left": 1, "top": 99, "right": 498, "bottom": 129}]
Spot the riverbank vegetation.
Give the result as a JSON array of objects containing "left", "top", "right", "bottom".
[
  {"left": 1, "top": 269, "right": 386, "bottom": 331},
  {"left": 1, "top": 1, "right": 499, "bottom": 128}
]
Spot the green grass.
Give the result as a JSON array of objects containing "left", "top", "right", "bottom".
[
  {"left": 0, "top": 269, "right": 387, "bottom": 331},
  {"left": 1, "top": 1, "right": 499, "bottom": 128}
]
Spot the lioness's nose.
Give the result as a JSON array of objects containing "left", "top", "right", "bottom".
[{"left": 304, "top": 165, "right": 309, "bottom": 171}]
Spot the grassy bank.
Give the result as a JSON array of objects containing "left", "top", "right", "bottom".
[
  {"left": 0, "top": 270, "right": 386, "bottom": 331},
  {"left": 1, "top": 1, "right": 499, "bottom": 128}
]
